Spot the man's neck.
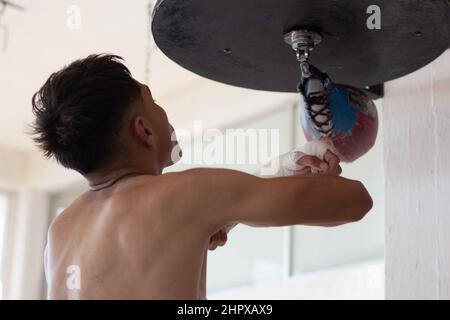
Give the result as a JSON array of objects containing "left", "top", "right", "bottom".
[{"left": 86, "top": 165, "right": 161, "bottom": 191}]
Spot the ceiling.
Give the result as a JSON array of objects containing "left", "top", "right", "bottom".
[
  {"left": 0, "top": 0, "right": 207, "bottom": 152},
  {"left": 0, "top": 0, "right": 301, "bottom": 160}
]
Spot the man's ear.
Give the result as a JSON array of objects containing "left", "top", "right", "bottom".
[{"left": 134, "top": 116, "right": 153, "bottom": 147}]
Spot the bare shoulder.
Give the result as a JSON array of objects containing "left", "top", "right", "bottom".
[
  {"left": 149, "top": 168, "right": 260, "bottom": 230},
  {"left": 120, "top": 170, "right": 234, "bottom": 238},
  {"left": 157, "top": 168, "right": 259, "bottom": 203},
  {"left": 163, "top": 167, "right": 258, "bottom": 185},
  {"left": 134, "top": 169, "right": 232, "bottom": 208}
]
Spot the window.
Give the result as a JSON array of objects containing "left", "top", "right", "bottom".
[
  {"left": 207, "top": 101, "right": 385, "bottom": 299},
  {"left": 46, "top": 100, "right": 385, "bottom": 299},
  {"left": 0, "top": 192, "right": 8, "bottom": 300},
  {"left": 165, "top": 106, "right": 295, "bottom": 293}
]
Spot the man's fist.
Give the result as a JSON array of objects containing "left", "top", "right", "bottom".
[
  {"left": 208, "top": 228, "right": 227, "bottom": 250},
  {"left": 208, "top": 223, "right": 236, "bottom": 251},
  {"left": 296, "top": 150, "right": 342, "bottom": 175}
]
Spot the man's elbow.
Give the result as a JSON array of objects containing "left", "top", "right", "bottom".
[{"left": 350, "top": 182, "right": 373, "bottom": 222}]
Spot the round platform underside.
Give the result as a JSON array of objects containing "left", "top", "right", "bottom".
[{"left": 152, "top": 0, "right": 450, "bottom": 92}]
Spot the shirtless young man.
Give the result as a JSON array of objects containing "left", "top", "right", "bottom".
[{"left": 32, "top": 54, "right": 373, "bottom": 300}]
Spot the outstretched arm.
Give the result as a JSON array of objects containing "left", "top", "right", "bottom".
[
  {"left": 208, "top": 141, "right": 342, "bottom": 239},
  {"left": 179, "top": 168, "right": 373, "bottom": 234}
]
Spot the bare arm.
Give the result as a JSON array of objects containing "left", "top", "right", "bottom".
[{"left": 179, "top": 168, "right": 373, "bottom": 233}]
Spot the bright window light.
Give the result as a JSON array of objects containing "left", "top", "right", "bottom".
[{"left": 0, "top": 193, "right": 8, "bottom": 300}]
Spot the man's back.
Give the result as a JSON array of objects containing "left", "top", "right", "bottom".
[
  {"left": 45, "top": 168, "right": 372, "bottom": 299},
  {"left": 45, "top": 174, "right": 208, "bottom": 299}
]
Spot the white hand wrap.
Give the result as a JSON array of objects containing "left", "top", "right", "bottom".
[{"left": 256, "top": 140, "right": 330, "bottom": 178}]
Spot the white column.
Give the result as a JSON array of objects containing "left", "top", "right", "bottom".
[{"left": 383, "top": 50, "right": 450, "bottom": 299}]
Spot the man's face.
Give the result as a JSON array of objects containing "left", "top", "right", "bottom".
[{"left": 137, "top": 82, "right": 180, "bottom": 167}]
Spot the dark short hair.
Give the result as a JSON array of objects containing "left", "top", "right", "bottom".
[{"left": 31, "top": 54, "right": 141, "bottom": 174}]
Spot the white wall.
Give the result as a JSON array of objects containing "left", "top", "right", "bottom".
[
  {"left": 384, "top": 50, "right": 450, "bottom": 300},
  {"left": 0, "top": 147, "right": 28, "bottom": 189}
]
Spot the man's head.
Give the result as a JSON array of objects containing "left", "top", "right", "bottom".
[{"left": 32, "top": 54, "right": 178, "bottom": 175}]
